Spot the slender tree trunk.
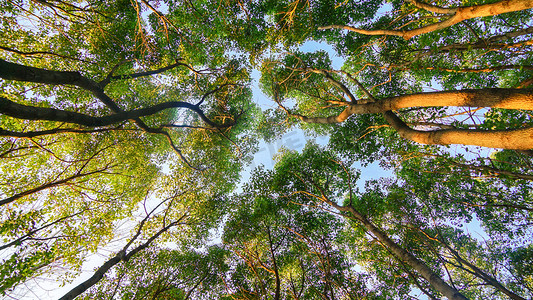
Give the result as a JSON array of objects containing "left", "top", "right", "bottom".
[
  {"left": 445, "top": 247, "right": 526, "bottom": 300},
  {"left": 267, "top": 227, "right": 281, "bottom": 300},
  {"left": 317, "top": 194, "right": 469, "bottom": 300},
  {"left": 58, "top": 219, "right": 182, "bottom": 300},
  {"left": 347, "top": 207, "right": 468, "bottom": 300}
]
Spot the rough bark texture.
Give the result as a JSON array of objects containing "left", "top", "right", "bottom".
[
  {"left": 365, "top": 89, "right": 533, "bottom": 111},
  {"left": 296, "top": 89, "right": 533, "bottom": 123},
  {"left": 292, "top": 89, "right": 533, "bottom": 150}
]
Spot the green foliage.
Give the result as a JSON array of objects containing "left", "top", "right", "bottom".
[{"left": 2, "top": 0, "right": 533, "bottom": 299}]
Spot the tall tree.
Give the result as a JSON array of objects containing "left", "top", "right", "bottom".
[
  {"left": 0, "top": 0, "right": 257, "bottom": 296},
  {"left": 2, "top": 0, "right": 532, "bottom": 299}
]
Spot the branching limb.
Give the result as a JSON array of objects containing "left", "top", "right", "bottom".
[
  {"left": 305, "top": 68, "right": 357, "bottom": 102},
  {"left": 429, "top": 230, "right": 527, "bottom": 300},
  {"left": 409, "top": 0, "right": 456, "bottom": 14},
  {"left": 414, "top": 65, "right": 533, "bottom": 73},
  {"left": 293, "top": 172, "right": 468, "bottom": 300},
  {"left": 58, "top": 211, "right": 188, "bottom": 300},
  {"left": 0, "top": 126, "right": 132, "bottom": 138},
  {"left": 0, "top": 58, "right": 240, "bottom": 169},
  {"left": 0, "top": 45, "right": 94, "bottom": 63},
  {"left": 0, "top": 96, "right": 233, "bottom": 128},
  {"left": 383, "top": 111, "right": 533, "bottom": 150},
  {"left": 281, "top": 86, "right": 533, "bottom": 125},
  {"left": 319, "top": 0, "right": 533, "bottom": 39},
  {"left": 99, "top": 60, "right": 187, "bottom": 87},
  {"left": 0, "top": 210, "right": 87, "bottom": 250},
  {"left": 0, "top": 164, "right": 114, "bottom": 206}
]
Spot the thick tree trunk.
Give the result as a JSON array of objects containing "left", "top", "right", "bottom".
[
  {"left": 296, "top": 89, "right": 533, "bottom": 123},
  {"left": 293, "top": 89, "right": 533, "bottom": 150},
  {"left": 346, "top": 88, "right": 533, "bottom": 114},
  {"left": 383, "top": 111, "right": 533, "bottom": 150}
]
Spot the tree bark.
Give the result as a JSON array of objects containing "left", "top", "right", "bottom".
[
  {"left": 321, "top": 198, "right": 469, "bottom": 300},
  {"left": 383, "top": 111, "right": 533, "bottom": 150},
  {"left": 290, "top": 88, "right": 533, "bottom": 150},
  {"left": 58, "top": 219, "right": 182, "bottom": 300},
  {"left": 0, "top": 96, "right": 228, "bottom": 128},
  {"left": 356, "top": 89, "right": 532, "bottom": 114},
  {"left": 319, "top": 0, "right": 533, "bottom": 39},
  {"left": 302, "top": 176, "right": 468, "bottom": 299},
  {"left": 295, "top": 89, "right": 533, "bottom": 123}
]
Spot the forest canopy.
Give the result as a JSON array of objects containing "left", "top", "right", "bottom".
[{"left": 1, "top": 0, "right": 532, "bottom": 299}]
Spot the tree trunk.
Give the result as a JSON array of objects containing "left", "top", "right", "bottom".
[
  {"left": 445, "top": 247, "right": 526, "bottom": 300},
  {"left": 317, "top": 194, "right": 469, "bottom": 300},
  {"left": 383, "top": 111, "right": 533, "bottom": 150},
  {"left": 347, "top": 206, "right": 468, "bottom": 300},
  {"left": 267, "top": 227, "right": 281, "bottom": 300},
  {"left": 292, "top": 89, "right": 533, "bottom": 150},
  {"left": 296, "top": 89, "right": 533, "bottom": 123},
  {"left": 58, "top": 220, "right": 182, "bottom": 300}
]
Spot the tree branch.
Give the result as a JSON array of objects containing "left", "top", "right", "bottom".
[
  {"left": 319, "top": 0, "right": 533, "bottom": 39},
  {"left": 383, "top": 111, "right": 533, "bottom": 150},
  {"left": 58, "top": 213, "right": 187, "bottom": 300},
  {"left": 0, "top": 165, "right": 113, "bottom": 206},
  {"left": 99, "top": 61, "right": 187, "bottom": 87},
  {"left": 285, "top": 88, "right": 533, "bottom": 124},
  {"left": 0, "top": 96, "right": 232, "bottom": 128},
  {"left": 0, "top": 126, "right": 131, "bottom": 138}
]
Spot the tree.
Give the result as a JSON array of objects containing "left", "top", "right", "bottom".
[
  {"left": 80, "top": 246, "right": 230, "bottom": 300},
  {"left": 260, "top": 54, "right": 533, "bottom": 149},
  {"left": 319, "top": 0, "right": 533, "bottom": 39},
  {"left": 263, "top": 143, "right": 530, "bottom": 299},
  {"left": 1, "top": 0, "right": 532, "bottom": 299},
  {"left": 0, "top": 0, "right": 256, "bottom": 296}
]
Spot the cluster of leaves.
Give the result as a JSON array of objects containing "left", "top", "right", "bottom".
[{"left": 2, "top": 0, "right": 533, "bottom": 299}]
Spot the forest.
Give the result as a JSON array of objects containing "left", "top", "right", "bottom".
[{"left": 0, "top": 0, "right": 532, "bottom": 299}]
